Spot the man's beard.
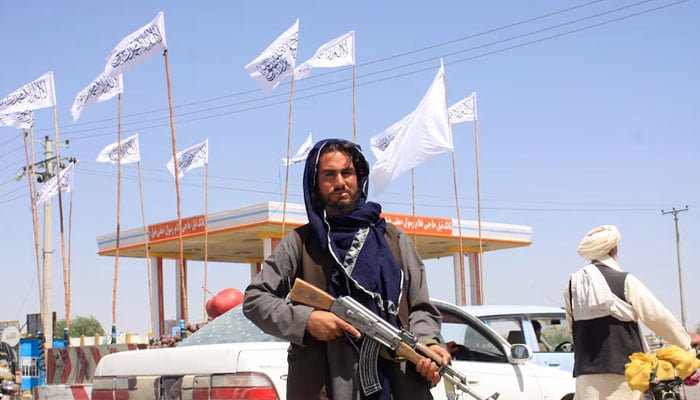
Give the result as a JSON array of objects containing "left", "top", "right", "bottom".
[{"left": 324, "top": 192, "right": 358, "bottom": 217}]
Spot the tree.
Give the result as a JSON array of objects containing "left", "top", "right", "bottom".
[{"left": 56, "top": 316, "right": 105, "bottom": 337}]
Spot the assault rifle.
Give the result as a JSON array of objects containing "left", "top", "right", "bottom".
[{"left": 288, "top": 278, "right": 499, "bottom": 400}]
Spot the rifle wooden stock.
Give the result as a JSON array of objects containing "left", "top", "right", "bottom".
[{"left": 289, "top": 278, "right": 335, "bottom": 310}]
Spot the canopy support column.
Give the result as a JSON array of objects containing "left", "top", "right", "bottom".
[
  {"left": 467, "top": 253, "right": 484, "bottom": 305},
  {"left": 175, "top": 258, "right": 187, "bottom": 322}
]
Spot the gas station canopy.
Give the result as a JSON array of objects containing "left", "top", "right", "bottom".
[{"left": 97, "top": 201, "right": 532, "bottom": 262}]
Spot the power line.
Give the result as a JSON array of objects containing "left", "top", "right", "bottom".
[
  {"left": 0, "top": 0, "right": 692, "bottom": 209},
  {"left": 27, "top": 0, "right": 684, "bottom": 141},
  {"left": 27, "top": 0, "right": 610, "bottom": 135}
]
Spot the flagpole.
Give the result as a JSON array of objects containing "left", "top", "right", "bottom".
[
  {"left": 163, "top": 49, "right": 188, "bottom": 324},
  {"left": 473, "top": 119, "right": 484, "bottom": 304},
  {"left": 51, "top": 104, "right": 72, "bottom": 332},
  {"left": 203, "top": 162, "right": 209, "bottom": 322},
  {"left": 281, "top": 70, "right": 296, "bottom": 235},
  {"left": 352, "top": 65, "right": 357, "bottom": 143},
  {"left": 442, "top": 67, "right": 467, "bottom": 306},
  {"left": 23, "top": 129, "right": 44, "bottom": 318},
  {"left": 68, "top": 185, "right": 74, "bottom": 332},
  {"left": 136, "top": 160, "right": 156, "bottom": 336},
  {"left": 411, "top": 169, "right": 417, "bottom": 246},
  {"left": 449, "top": 151, "right": 467, "bottom": 305},
  {"left": 111, "top": 94, "right": 123, "bottom": 334}
]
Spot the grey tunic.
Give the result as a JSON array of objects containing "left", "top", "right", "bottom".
[{"left": 243, "top": 226, "right": 442, "bottom": 400}]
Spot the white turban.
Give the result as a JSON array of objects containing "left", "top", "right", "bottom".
[{"left": 577, "top": 225, "right": 621, "bottom": 260}]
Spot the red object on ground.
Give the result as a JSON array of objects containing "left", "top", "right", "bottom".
[{"left": 206, "top": 288, "right": 244, "bottom": 319}]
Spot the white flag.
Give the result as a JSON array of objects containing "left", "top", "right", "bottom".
[
  {"left": 167, "top": 139, "right": 208, "bottom": 178},
  {"left": 282, "top": 132, "right": 313, "bottom": 166},
  {"left": 71, "top": 73, "right": 123, "bottom": 122},
  {"left": 369, "top": 113, "right": 412, "bottom": 160},
  {"left": 294, "top": 30, "right": 355, "bottom": 81},
  {"left": 104, "top": 12, "right": 167, "bottom": 78},
  {"left": 0, "top": 71, "right": 56, "bottom": 115},
  {"left": 244, "top": 19, "right": 299, "bottom": 92},
  {"left": 36, "top": 162, "right": 75, "bottom": 205},
  {"left": 448, "top": 92, "right": 477, "bottom": 124},
  {"left": 0, "top": 110, "right": 34, "bottom": 129},
  {"left": 96, "top": 134, "right": 140, "bottom": 164},
  {"left": 371, "top": 63, "right": 452, "bottom": 196}
]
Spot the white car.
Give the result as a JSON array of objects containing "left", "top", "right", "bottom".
[
  {"left": 92, "top": 302, "right": 575, "bottom": 400},
  {"left": 461, "top": 305, "right": 574, "bottom": 373}
]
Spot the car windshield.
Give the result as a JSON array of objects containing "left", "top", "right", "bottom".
[{"left": 180, "top": 306, "right": 285, "bottom": 346}]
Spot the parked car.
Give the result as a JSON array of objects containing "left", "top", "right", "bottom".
[
  {"left": 461, "top": 304, "right": 574, "bottom": 373},
  {"left": 92, "top": 301, "right": 575, "bottom": 400}
]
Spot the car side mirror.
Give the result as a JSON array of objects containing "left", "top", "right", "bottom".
[{"left": 509, "top": 344, "right": 532, "bottom": 363}]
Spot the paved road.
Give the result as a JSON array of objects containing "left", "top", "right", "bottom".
[{"left": 683, "top": 384, "right": 700, "bottom": 400}]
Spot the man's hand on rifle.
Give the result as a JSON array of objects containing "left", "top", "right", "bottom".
[
  {"left": 307, "top": 310, "right": 362, "bottom": 341},
  {"left": 416, "top": 344, "right": 452, "bottom": 387}
]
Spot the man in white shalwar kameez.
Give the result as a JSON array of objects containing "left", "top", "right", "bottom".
[{"left": 565, "top": 225, "right": 699, "bottom": 400}]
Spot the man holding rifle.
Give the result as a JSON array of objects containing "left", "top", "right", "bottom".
[{"left": 243, "top": 138, "right": 451, "bottom": 399}]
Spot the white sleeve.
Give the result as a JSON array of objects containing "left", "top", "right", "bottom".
[{"left": 625, "top": 274, "right": 691, "bottom": 350}]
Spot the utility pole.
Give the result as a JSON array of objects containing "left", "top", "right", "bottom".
[
  {"left": 661, "top": 206, "right": 689, "bottom": 329},
  {"left": 17, "top": 135, "right": 72, "bottom": 348}
]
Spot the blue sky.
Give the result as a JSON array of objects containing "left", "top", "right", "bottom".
[{"left": 1, "top": 1, "right": 698, "bottom": 336}]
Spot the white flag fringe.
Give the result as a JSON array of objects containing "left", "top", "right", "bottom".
[
  {"left": 0, "top": 71, "right": 56, "bottom": 115},
  {"left": 0, "top": 110, "right": 34, "bottom": 129},
  {"left": 244, "top": 19, "right": 299, "bottom": 92},
  {"left": 104, "top": 12, "right": 167, "bottom": 78},
  {"left": 167, "top": 139, "right": 208, "bottom": 178},
  {"left": 96, "top": 134, "right": 140, "bottom": 164},
  {"left": 71, "top": 73, "right": 123, "bottom": 122},
  {"left": 294, "top": 30, "right": 355, "bottom": 81},
  {"left": 448, "top": 92, "right": 477, "bottom": 124},
  {"left": 371, "top": 63, "right": 452, "bottom": 196},
  {"left": 36, "top": 162, "right": 76, "bottom": 205},
  {"left": 282, "top": 132, "right": 313, "bottom": 166}
]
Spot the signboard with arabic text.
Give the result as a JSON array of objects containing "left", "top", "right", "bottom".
[
  {"left": 148, "top": 215, "right": 206, "bottom": 241},
  {"left": 381, "top": 213, "right": 453, "bottom": 235}
]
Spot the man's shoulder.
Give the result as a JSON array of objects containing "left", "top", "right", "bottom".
[
  {"left": 294, "top": 223, "right": 312, "bottom": 236},
  {"left": 384, "top": 222, "right": 402, "bottom": 237}
]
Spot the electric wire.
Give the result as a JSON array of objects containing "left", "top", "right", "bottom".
[
  {"left": 0, "top": 0, "right": 692, "bottom": 214},
  {"left": 28, "top": 0, "right": 681, "bottom": 139}
]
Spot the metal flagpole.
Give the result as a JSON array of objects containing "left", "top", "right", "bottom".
[
  {"left": 136, "top": 160, "right": 156, "bottom": 336},
  {"left": 442, "top": 66, "right": 467, "bottom": 306},
  {"left": 67, "top": 180, "right": 74, "bottom": 338},
  {"left": 282, "top": 70, "right": 296, "bottom": 235},
  {"left": 111, "top": 94, "right": 123, "bottom": 338},
  {"left": 203, "top": 162, "right": 210, "bottom": 322},
  {"left": 353, "top": 65, "right": 357, "bottom": 144},
  {"left": 22, "top": 129, "right": 44, "bottom": 318},
  {"left": 52, "top": 103, "right": 71, "bottom": 337},
  {"left": 411, "top": 169, "right": 417, "bottom": 246},
  {"left": 473, "top": 119, "right": 484, "bottom": 304},
  {"left": 163, "top": 49, "right": 188, "bottom": 324}
]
